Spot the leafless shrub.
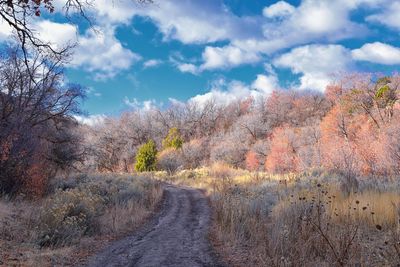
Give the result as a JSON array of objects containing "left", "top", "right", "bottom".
[{"left": 157, "top": 148, "right": 183, "bottom": 174}]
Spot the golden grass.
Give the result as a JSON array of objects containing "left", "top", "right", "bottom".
[
  {"left": 329, "top": 190, "right": 400, "bottom": 228},
  {"left": 158, "top": 167, "right": 400, "bottom": 266}
]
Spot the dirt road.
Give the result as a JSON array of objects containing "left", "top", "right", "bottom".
[{"left": 86, "top": 184, "right": 224, "bottom": 267}]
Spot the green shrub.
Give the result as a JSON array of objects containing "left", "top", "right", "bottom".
[
  {"left": 135, "top": 140, "right": 158, "bottom": 172},
  {"left": 162, "top": 127, "right": 183, "bottom": 150}
]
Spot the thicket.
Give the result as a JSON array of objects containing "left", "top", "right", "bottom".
[
  {"left": 85, "top": 74, "right": 400, "bottom": 189},
  {"left": 0, "top": 48, "right": 84, "bottom": 197}
]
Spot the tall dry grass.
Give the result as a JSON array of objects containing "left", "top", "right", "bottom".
[
  {"left": 0, "top": 173, "right": 163, "bottom": 266},
  {"left": 160, "top": 167, "right": 400, "bottom": 266}
]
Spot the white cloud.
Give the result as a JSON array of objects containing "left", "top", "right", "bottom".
[
  {"left": 189, "top": 79, "right": 255, "bottom": 107},
  {"left": 274, "top": 44, "right": 353, "bottom": 91},
  {"left": 124, "top": 97, "right": 157, "bottom": 111},
  {"left": 0, "top": 3, "right": 141, "bottom": 80},
  {"left": 263, "top": 1, "right": 295, "bottom": 18},
  {"left": 131, "top": 0, "right": 367, "bottom": 51},
  {"left": 0, "top": 19, "right": 13, "bottom": 41},
  {"left": 251, "top": 74, "right": 279, "bottom": 95},
  {"left": 128, "top": 1, "right": 259, "bottom": 44},
  {"left": 35, "top": 20, "right": 78, "bottom": 49},
  {"left": 0, "top": 18, "right": 78, "bottom": 48},
  {"left": 71, "top": 28, "right": 141, "bottom": 80},
  {"left": 84, "top": 0, "right": 138, "bottom": 25},
  {"left": 178, "top": 0, "right": 369, "bottom": 71},
  {"left": 143, "top": 59, "right": 163, "bottom": 69},
  {"left": 188, "top": 70, "right": 279, "bottom": 107},
  {"left": 2, "top": 0, "right": 396, "bottom": 87},
  {"left": 2, "top": 0, "right": 381, "bottom": 75},
  {"left": 169, "top": 52, "right": 201, "bottom": 74},
  {"left": 168, "top": 97, "right": 186, "bottom": 107},
  {"left": 232, "top": 0, "right": 367, "bottom": 58},
  {"left": 177, "top": 63, "right": 200, "bottom": 75},
  {"left": 293, "top": 1, "right": 350, "bottom": 35},
  {"left": 74, "top": 114, "right": 106, "bottom": 126},
  {"left": 352, "top": 42, "right": 400, "bottom": 65},
  {"left": 200, "top": 45, "right": 261, "bottom": 70},
  {"left": 366, "top": 1, "right": 400, "bottom": 30},
  {"left": 176, "top": 44, "right": 262, "bottom": 73}
]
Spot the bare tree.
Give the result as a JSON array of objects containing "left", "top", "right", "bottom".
[{"left": 0, "top": 46, "right": 84, "bottom": 195}]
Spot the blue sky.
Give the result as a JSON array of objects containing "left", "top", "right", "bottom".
[{"left": 1, "top": 0, "right": 400, "bottom": 121}]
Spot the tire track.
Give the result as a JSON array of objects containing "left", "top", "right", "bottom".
[{"left": 86, "top": 184, "right": 224, "bottom": 267}]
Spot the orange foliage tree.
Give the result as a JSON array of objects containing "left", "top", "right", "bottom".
[
  {"left": 265, "top": 127, "right": 299, "bottom": 173},
  {"left": 245, "top": 151, "right": 260, "bottom": 171}
]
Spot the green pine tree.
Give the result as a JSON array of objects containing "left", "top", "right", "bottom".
[
  {"left": 135, "top": 140, "right": 158, "bottom": 172},
  {"left": 162, "top": 127, "right": 183, "bottom": 150}
]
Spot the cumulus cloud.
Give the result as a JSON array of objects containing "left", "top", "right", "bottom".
[
  {"left": 263, "top": 1, "right": 295, "bottom": 18},
  {"left": 34, "top": 20, "right": 78, "bottom": 49},
  {"left": 366, "top": 1, "right": 400, "bottom": 30},
  {"left": 188, "top": 68, "right": 279, "bottom": 107},
  {"left": 129, "top": 0, "right": 367, "bottom": 52},
  {"left": 129, "top": 0, "right": 260, "bottom": 44},
  {"left": 200, "top": 45, "right": 261, "bottom": 70},
  {"left": 71, "top": 28, "right": 141, "bottom": 80},
  {"left": 174, "top": 45, "right": 261, "bottom": 74},
  {"left": 253, "top": 0, "right": 366, "bottom": 54},
  {"left": 74, "top": 114, "right": 106, "bottom": 126},
  {"left": 174, "top": 0, "right": 370, "bottom": 71},
  {"left": 0, "top": 17, "right": 78, "bottom": 47},
  {"left": 352, "top": 42, "right": 400, "bottom": 65},
  {"left": 189, "top": 79, "right": 255, "bottom": 107},
  {"left": 251, "top": 74, "right": 279, "bottom": 95},
  {"left": 274, "top": 44, "right": 353, "bottom": 91}
]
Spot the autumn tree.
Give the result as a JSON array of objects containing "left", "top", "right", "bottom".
[
  {"left": 245, "top": 151, "right": 260, "bottom": 171},
  {"left": 265, "top": 126, "right": 300, "bottom": 173}
]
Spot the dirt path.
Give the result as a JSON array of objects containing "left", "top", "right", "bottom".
[{"left": 86, "top": 184, "right": 224, "bottom": 267}]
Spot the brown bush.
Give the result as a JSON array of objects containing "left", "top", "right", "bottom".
[{"left": 157, "top": 148, "right": 183, "bottom": 174}]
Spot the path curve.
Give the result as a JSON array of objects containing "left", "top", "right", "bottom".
[{"left": 86, "top": 184, "right": 224, "bottom": 267}]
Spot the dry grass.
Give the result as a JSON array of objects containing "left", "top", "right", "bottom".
[
  {"left": 159, "top": 167, "right": 400, "bottom": 266},
  {"left": 329, "top": 190, "right": 400, "bottom": 228},
  {"left": 0, "top": 173, "right": 163, "bottom": 266}
]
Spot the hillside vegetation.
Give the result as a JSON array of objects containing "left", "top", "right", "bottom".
[{"left": 83, "top": 74, "right": 400, "bottom": 184}]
